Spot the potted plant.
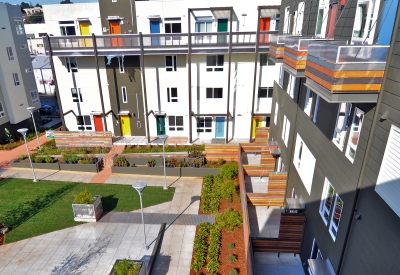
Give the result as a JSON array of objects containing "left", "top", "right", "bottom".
[
  {"left": 334, "top": 199, "right": 343, "bottom": 220},
  {"left": 0, "top": 223, "right": 8, "bottom": 246},
  {"left": 72, "top": 189, "right": 103, "bottom": 222},
  {"left": 110, "top": 259, "right": 145, "bottom": 275}
]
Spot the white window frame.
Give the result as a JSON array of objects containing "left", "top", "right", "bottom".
[
  {"left": 313, "top": 95, "right": 320, "bottom": 123},
  {"left": 66, "top": 57, "right": 78, "bottom": 73},
  {"left": 206, "top": 88, "right": 223, "bottom": 99},
  {"left": 12, "top": 73, "right": 20, "bottom": 86},
  {"left": 283, "top": 6, "right": 291, "bottom": 34},
  {"left": 30, "top": 90, "right": 39, "bottom": 105},
  {"left": 59, "top": 20, "right": 76, "bottom": 36},
  {"left": 168, "top": 116, "right": 184, "bottom": 131},
  {"left": 294, "top": 2, "right": 305, "bottom": 35},
  {"left": 118, "top": 56, "right": 124, "bottom": 73},
  {"left": 346, "top": 107, "right": 364, "bottom": 162},
  {"left": 6, "top": 47, "right": 14, "bottom": 60},
  {"left": 195, "top": 17, "right": 213, "bottom": 43},
  {"left": 165, "top": 55, "right": 177, "bottom": 71},
  {"left": 167, "top": 87, "right": 178, "bottom": 102},
  {"left": 304, "top": 88, "right": 313, "bottom": 116},
  {"left": 333, "top": 103, "right": 351, "bottom": 150},
  {"left": 315, "top": 0, "right": 329, "bottom": 38},
  {"left": 14, "top": 18, "right": 24, "bottom": 35},
  {"left": 287, "top": 74, "right": 296, "bottom": 98},
  {"left": 293, "top": 133, "right": 316, "bottom": 195},
  {"left": 164, "top": 17, "right": 182, "bottom": 40},
  {"left": 351, "top": 0, "right": 379, "bottom": 44},
  {"left": 197, "top": 117, "right": 212, "bottom": 133},
  {"left": 319, "top": 178, "right": 335, "bottom": 225},
  {"left": 71, "top": 88, "right": 83, "bottom": 102},
  {"left": 282, "top": 115, "right": 290, "bottom": 146},
  {"left": 310, "top": 239, "right": 323, "bottom": 260},
  {"left": 206, "top": 55, "right": 224, "bottom": 71},
  {"left": 258, "top": 87, "right": 273, "bottom": 98},
  {"left": 329, "top": 194, "right": 343, "bottom": 241},
  {"left": 77, "top": 115, "right": 92, "bottom": 131},
  {"left": 274, "top": 102, "right": 278, "bottom": 125},
  {"left": 0, "top": 101, "right": 5, "bottom": 117},
  {"left": 121, "top": 86, "right": 127, "bottom": 103}
]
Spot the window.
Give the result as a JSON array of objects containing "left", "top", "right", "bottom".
[
  {"left": 118, "top": 56, "right": 124, "bottom": 73},
  {"left": 294, "top": 2, "right": 305, "bottom": 35},
  {"left": 346, "top": 107, "right": 364, "bottom": 162},
  {"left": 352, "top": 0, "right": 378, "bottom": 44},
  {"left": 197, "top": 117, "right": 212, "bottom": 132},
  {"left": 121, "top": 86, "right": 127, "bottom": 103},
  {"left": 14, "top": 18, "right": 24, "bottom": 35},
  {"left": 59, "top": 21, "right": 76, "bottom": 36},
  {"left": 260, "top": 54, "right": 275, "bottom": 66},
  {"left": 25, "top": 68, "right": 32, "bottom": 73},
  {"left": 165, "top": 56, "right": 177, "bottom": 71},
  {"left": 287, "top": 74, "right": 296, "bottom": 98},
  {"left": 37, "top": 44, "right": 44, "bottom": 48},
  {"left": 258, "top": 87, "right": 273, "bottom": 98},
  {"left": 38, "top": 32, "right": 47, "bottom": 37},
  {"left": 0, "top": 101, "right": 5, "bottom": 117},
  {"left": 293, "top": 133, "right": 316, "bottom": 195},
  {"left": 165, "top": 17, "right": 181, "bottom": 35},
  {"left": 20, "top": 44, "right": 28, "bottom": 50},
  {"left": 76, "top": 115, "right": 92, "bottom": 130},
  {"left": 206, "top": 88, "right": 223, "bottom": 99},
  {"left": 12, "top": 73, "right": 20, "bottom": 86},
  {"left": 282, "top": 115, "right": 290, "bottom": 146},
  {"left": 283, "top": 7, "right": 291, "bottom": 34},
  {"left": 310, "top": 239, "right": 323, "bottom": 260},
  {"left": 274, "top": 102, "right": 278, "bottom": 125},
  {"left": 169, "top": 116, "right": 183, "bottom": 131},
  {"left": 30, "top": 90, "right": 39, "bottom": 104},
  {"left": 206, "top": 55, "right": 224, "bottom": 71},
  {"left": 195, "top": 17, "right": 213, "bottom": 33},
  {"left": 315, "top": 0, "right": 329, "bottom": 38},
  {"left": 333, "top": 103, "right": 351, "bottom": 150},
  {"left": 313, "top": 95, "right": 320, "bottom": 123},
  {"left": 329, "top": 194, "right": 343, "bottom": 241},
  {"left": 167, "top": 88, "right": 178, "bottom": 102},
  {"left": 375, "top": 125, "right": 400, "bottom": 217},
  {"left": 6, "top": 47, "right": 14, "bottom": 60},
  {"left": 319, "top": 178, "right": 335, "bottom": 225},
  {"left": 71, "top": 88, "right": 83, "bottom": 102},
  {"left": 66, "top": 57, "right": 78, "bottom": 73},
  {"left": 304, "top": 88, "right": 313, "bottom": 116}
]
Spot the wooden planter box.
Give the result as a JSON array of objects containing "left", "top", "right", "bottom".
[
  {"left": 72, "top": 195, "right": 103, "bottom": 222},
  {"left": 112, "top": 166, "right": 220, "bottom": 177},
  {"left": 12, "top": 161, "right": 60, "bottom": 170},
  {"left": 109, "top": 260, "right": 146, "bottom": 275},
  {"left": 60, "top": 158, "right": 101, "bottom": 173}
]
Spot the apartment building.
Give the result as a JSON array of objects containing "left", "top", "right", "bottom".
[
  {"left": 24, "top": 23, "right": 47, "bottom": 55},
  {"left": 43, "top": 0, "right": 282, "bottom": 142},
  {"left": 268, "top": 0, "right": 400, "bottom": 274},
  {"left": 0, "top": 3, "right": 41, "bottom": 142}
]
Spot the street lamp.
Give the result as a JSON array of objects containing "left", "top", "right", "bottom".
[
  {"left": 153, "top": 134, "right": 168, "bottom": 190},
  {"left": 27, "top": 107, "right": 41, "bottom": 150},
  {"left": 17, "top": 128, "right": 38, "bottom": 182},
  {"left": 132, "top": 182, "right": 149, "bottom": 250}
]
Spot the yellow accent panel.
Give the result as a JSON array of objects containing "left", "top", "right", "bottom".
[
  {"left": 283, "top": 55, "right": 306, "bottom": 70},
  {"left": 306, "top": 61, "right": 385, "bottom": 78},
  {"left": 79, "top": 22, "right": 90, "bottom": 35},
  {"left": 120, "top": 115, "right": 131, "bottom": 136}
]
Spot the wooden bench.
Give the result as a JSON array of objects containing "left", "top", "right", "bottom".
[
  {"left": 243, "top": 165, "right": 272, "bottom": 177},
  {"left": 267, "top": 183, "right": 286, "bottom": 193},
  {"left": 251, "top": 238, "right": 301, "bottom": 255},
  {"left": 247, "top": 193, "right": 285, "bottom": 207},
  {"left": 205, "top": 144, "right": 239, "bottom": 162}
]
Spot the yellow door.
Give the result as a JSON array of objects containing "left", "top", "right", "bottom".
[
  {"left": 120, "top": 115, "right": 131, "bottom": 136},
  {"left": 79, "top": 21, "right": 91, "bottom": 47},
  {"left": 252, "top": 117, "right": 263, "bottom": 138}
]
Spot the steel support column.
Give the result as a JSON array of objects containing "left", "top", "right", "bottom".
[
  {"left": 188, "top": 8, "right": 193, "bottom": 143},
  {"left": 139, "top": 32, "right": 151, "bottom": 143},
  {"left": 225, "top": 8, "right": 233, "bottom": 144}
]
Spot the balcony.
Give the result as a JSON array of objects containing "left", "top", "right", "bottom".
[
  {"left": 43, "top": 31, "right": 278, "bottom": 57},
  {"left": 283, "top": 36, "right": 339, "bottom": 77},
  {"left": 304, "top": 42, "right": 389, "bottom": 103},
  {"left": 269, "top": 34, "right": 290, "bottom": 61}
]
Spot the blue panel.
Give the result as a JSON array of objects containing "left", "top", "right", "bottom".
[
  {"left": 377, "top": 0, "right": 399, "bottom": 44},
  {"left": 150, "top": 20, "right": 160, "bottom": 33},
  {"left": 215, "top": 117, "right": 225, "bottom": 138}
]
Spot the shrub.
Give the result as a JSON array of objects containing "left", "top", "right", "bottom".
[
  {"left": 207, "top": 224, "right": 221, "bottom": 272},
  {"left": 146, "top": 159, "right": 156, "bottom": 167},
  {"left": 73, "top": 189, "right": 94, "bottom": 204},
  {"left": 17, "top": 154, "right": 28, "bottom": 160},
  {"left": 221, "top": 162, "right": 238, "bottom": 180},
  {"left": 229, "top": 268, "right": 238, "bottom": 275},
  {"left": 44, "top": 155, "right": 53, "bottom": 163},
  {"left": 34, "top": 156, "right": 46, "bottom": 163},
  {"left": 227, "top": 254, "right": 237, "bottom": 263},
  {"left": 217, "top": 158, "right": 226, "bottom": 166},
  {"left": 215, "top": 208, "right": 242, "bottom": 231},
  {"left": 191, "top": 222, "right": 210, "bottom": 272},
  {"left": 130, "top": 162, "right": 136, "bottom": 167},
  {"left": 113, "top": 259, "right": 141, "bottom": 275},
  {"left": 219, "top": 179, "right": 238, "bottom": 201},
  {"left": 228, "top": 243, "right": 235, "bottom": 250},
  {"left": 115, "top": 156, "right": 129, "bottom": 167},
  {"left": 64, "top": 154, "right": 81, "bottom": 164},
  {"left": 78, "top": 159, "right": 92, "bottom": 164}
]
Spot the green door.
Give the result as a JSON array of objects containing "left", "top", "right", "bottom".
[
  {"left": 156, "top": 116, "right": 166, "bottom": 135},
  {"left": 217, "top": 19, "right": 228, "bottom": 44}
]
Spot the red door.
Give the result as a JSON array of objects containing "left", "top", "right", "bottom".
[
  {"left": 109, "top": 21, "right": 121, "bottom": 46},
  {"left": 327, "top": 4, "right": 338, "bottom": 38},
  {"left": 94, "top": 115, "right": 104, "bottom": 132},
  {"left": 259, "top": 18, "right": 271, "bottom": 43}
]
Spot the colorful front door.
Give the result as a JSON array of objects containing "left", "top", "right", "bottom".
[
  {"left": 150, "top": 20, "right": 160, "bottom": 45},
  {"left": 215, "top": 117, "right": 225, "bottom": 138},
  {"left": 120, "top": 115, "right": 131, "bottom": 136},
  {"left": 79, "top": 21, "right": 91, "bottom": 47},
  {"left": 109, "top": 21, "right": 121, "bottom": 46},
  {"left": 326, "top": 4, "right": 338, "bottom": 38},
  {"left": 156, "top": 116, "right": 166, "bottom": 135},
  {"left": 217, "top": 19, "right": 228, "bottom": 44},
  {"left": 252, "top": 117, "right": 263, "bottom": 138},
  {"left": 259, "top": 18, "right": 271, "bottom": 43},
  {"left": 377, "top": 0, "right": 398, "bottom": 44},
  {"left": 93, "top": 115, "right": 104, "bottom": 132}
]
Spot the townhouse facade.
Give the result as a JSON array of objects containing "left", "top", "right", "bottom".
[
  {"left": 0, "top": 3, "right": 42, "bottom": 142},
  {"left": 268, "top": 0, "right": 400, "bottom": 273},
  {"left": 43, "top": 0, "right": 282, "bottom": 142},
  {"left": 24, "top": 23, "right": 47, "bottom": 55}
]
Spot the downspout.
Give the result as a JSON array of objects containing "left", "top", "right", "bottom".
[
  {"left": 46, "top": 35, "right": 65, "bottom": 130},
  {"left": 39, "top": 67, "right": 46, "bottom": 94},
  {"left": 225, "top": 8, "right": 233, "bottom": 144},
  {"left": 337, "top": 7, "right": 400, "bottom": 275},
  {"left": 188, "top": 8, "right": 193, "bottom": 143},
  {"left": 139, "top": 32, "right": 151, "bottom": 143},
  {"left": 92, "top": 33, "right": 108, "bottom": 132},
  {"left": 249, "top": 7, "right": 261, "bottom": 142}
]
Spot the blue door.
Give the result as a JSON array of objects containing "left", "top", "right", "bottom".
[
  {"left": 215, "top": 117, "right": 225, "bottom": 138},
  {"left": 376, "top": 0, "right": 399, "bottom": 44},
  {"left": 150, "top": 20, "right": 160, "bottom": 45}
]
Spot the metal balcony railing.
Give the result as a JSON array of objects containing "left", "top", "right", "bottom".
[{"left": 284, "top": 36, "right": 340, "bottom": 52}]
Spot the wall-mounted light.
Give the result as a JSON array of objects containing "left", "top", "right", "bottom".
[
  {"left": 380, "top": 110, "right": 389, "bottom": 122},
  {"left": 354, "top": 210, "right": 361, "bottom": 220}
]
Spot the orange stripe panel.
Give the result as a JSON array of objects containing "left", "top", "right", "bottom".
[
  {"left": 284, "top": 47, "right": 308, "bottom": 56},
  {"left": 284, "top": 55, "right": 306, "bottom": 70},
  {"left": 306, "top": 61, "right": 385, "bottom": 78}
]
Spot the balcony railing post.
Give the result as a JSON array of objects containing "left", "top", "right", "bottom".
[{"left": 336, "top": 46, "right": 341, "bottom": 64}]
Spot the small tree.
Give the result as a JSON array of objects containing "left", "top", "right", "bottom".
[
  {"left": 60, "top": 0, "right": 73, "bottom": 3},
  {"left": 4, "top": 128, "right": 14, "bottom": 143}
]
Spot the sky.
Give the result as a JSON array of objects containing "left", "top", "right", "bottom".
[{"left": 4, "top": 0, "right": 97, "bottom": 5}]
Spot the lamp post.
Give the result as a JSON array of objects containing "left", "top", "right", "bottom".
[
  {"left": 154, "top": 134, "right": 168, "bottom": 190},
  {"left": 132, "top": 182, "right": 149, "bottom": 250},
  {"left": 17, "top": 128, "right": 38, "bottom": 182},
  {"left": 26, "top": 107, "right": 41, "bottom": 150}
]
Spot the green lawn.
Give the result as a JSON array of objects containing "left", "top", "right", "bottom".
[{"left": 0, "top": 178, "right": 175, "bottom": 243}]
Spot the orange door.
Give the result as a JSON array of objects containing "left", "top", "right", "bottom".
[
  {"left": 94, "top": 115, "right": 104, "bottom": 132},
  {"left": 109, "top": 21, "right": 121, "bottom": 46},
  {"left": 327, "top": 4, "right": 338, "bottom": 38},
  {"left": 259, "top": 18, "right": 271, "bottom": 43}
]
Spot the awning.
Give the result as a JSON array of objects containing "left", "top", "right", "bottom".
[
  {"left": 308, "top": 259, "right": 336, "bottom": 275},
  {"left": 106, "top": 16, "right": 124, "bottom": 21},
  {"left": 283, "top": 64, "right": 305, "bottom": 78},
  {"left": 154, "top": 111, "right": 166, "bottom": 117},
  {"left": 76, "top": 18, "right": 89, "bottom": 22},
  {"left": 117, "top": 111, "right": 130, "bottom": 115},
  {"left": 270, "top": 147, "right": 281, "bottom": 156},
  {"left": 147, "top": 15, "right": 161, "bottom": 19},
  {"left": 90, "top": 111, "right": 102, "bottom": 115}
]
